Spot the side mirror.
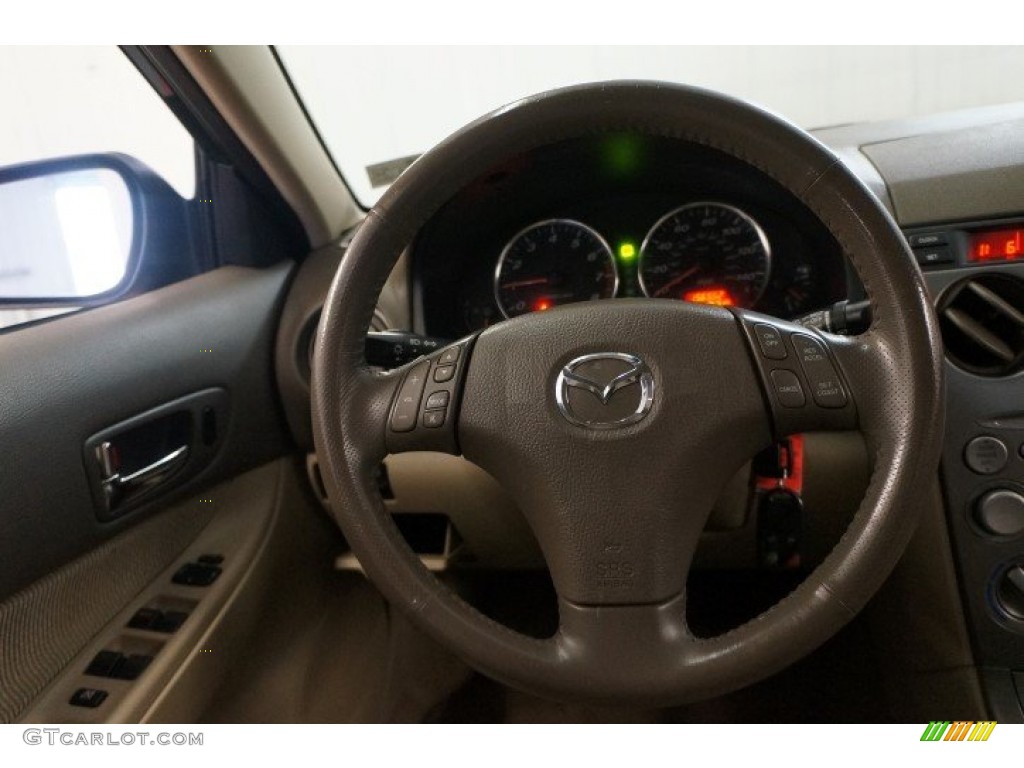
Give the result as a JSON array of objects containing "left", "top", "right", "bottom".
[{"left": 0, "top": 154, "right": 188, "bottom": 308}]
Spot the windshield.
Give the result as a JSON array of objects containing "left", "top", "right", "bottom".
[{"left": 277, "top": 45, "right": 1024, "bottom": 207}]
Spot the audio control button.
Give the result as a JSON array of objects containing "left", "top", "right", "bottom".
[
  {"left": 390, "top": 360, "right": 430, "bottom": 433},
  {"left": 423, "top": 409, "right": 446, "bottom": 429},
  {"left": 425, "top": 391, "right": 450, "bottom": 410}
]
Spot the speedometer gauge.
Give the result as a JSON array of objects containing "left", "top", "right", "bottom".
[
  {"left": 494, "top": 219, "right": 618, "bottom": 318},
  {"left": 638, "top": 202, "right": 771, "bottom": 308}
]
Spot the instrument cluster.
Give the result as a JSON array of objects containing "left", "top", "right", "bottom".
[
  {"left": 494, "top": 202, "right": 774, "bottom": 320},
  {"left": 412, "top": 135, "right": 849, "bottom": 337}
]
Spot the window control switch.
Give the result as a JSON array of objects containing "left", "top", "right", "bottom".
[
  {"left": 84, "top": 650, "right": 124, "bottom": 678},
  {"left": 153, "top": 610, "right": 189, "bottom": 633},
  {"left": 172, "top": 562, "right": 222, "bottom": 587},
  {"left": 127, "top": 607, "right": 163, "bottom": 630},
  {"left": 112, "top": 653, "right": 153, "bottom": 681},
  {"left": 70, "top": 688, "right": 108, "bottom": 708}
]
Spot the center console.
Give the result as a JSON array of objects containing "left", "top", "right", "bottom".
[{"left": 907, "top": 217, "right": 1024, "bottom": 720}]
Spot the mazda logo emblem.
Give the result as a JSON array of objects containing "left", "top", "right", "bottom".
[{"left": 555, "top": 353, "right": 655, "bottom": 429}]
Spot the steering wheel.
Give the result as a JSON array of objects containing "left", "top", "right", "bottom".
[{"left": 312, "top": 82, "right": 944, "bottom": 705}]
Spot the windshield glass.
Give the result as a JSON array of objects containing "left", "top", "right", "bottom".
[{"left": 277, "top": 45, "right": 1024, "bottom": 207}]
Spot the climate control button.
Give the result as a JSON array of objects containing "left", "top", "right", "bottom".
[
  {"left": 975, "top": 489, "right": 1024, "bottom": 537},
  {"left": 964, "top": 436, "right": 1008, "bottom": 475}
]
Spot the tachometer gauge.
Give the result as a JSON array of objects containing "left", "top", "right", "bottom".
[
  {"left": 638, "top": 202, "right": 771, "bottom": 308},
  {"left": 494, "top": 219, "right": 618, "bottom": 318}
]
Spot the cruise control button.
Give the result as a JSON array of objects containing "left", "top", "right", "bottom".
[
  {"left": 965, "top": 436, "right": 1008, "bottom": 475},
  {"left": 754, "top": 324, "right": 787, "bottom": 360},
  {"left": 438, "top": 346, "right": 461, "bottom": 365},
  {"left": 433, "top": 364, "right": 455, "bottom": 383},
  {"left": 770, "top": 370, "right": 805, "bottom": 408},
  {"left": 424, "top": 390, "right": 450, "bottom": 410},
  {"left": 390, "top": 360, "right": 430, "bottom": 433},
  {"left": 791, "top": 334, "right": 847, "bottom": 408},
  {"left": 423, "top": 409, "right": 446, "bottom": 428}
]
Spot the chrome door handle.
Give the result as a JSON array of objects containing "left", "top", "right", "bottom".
[{"left": 94, "top": 442, "right": 190, "bottom": 511}]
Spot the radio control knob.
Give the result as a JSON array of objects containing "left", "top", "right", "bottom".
[{"left": 997, "top": 565, "right": 1024, "bottom": 620}]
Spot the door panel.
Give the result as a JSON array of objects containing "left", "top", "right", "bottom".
[
  {"left": 13, "top": 459, "right": 291, "bottom": 724},
  {"left": 0, "top": 490, "right": 215, "bottom": 723},
  {"left": 0, "top": 262, "right": 293, "bottom": 601}
]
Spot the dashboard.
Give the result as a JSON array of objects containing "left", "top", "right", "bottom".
[
  {"left": 273, "top": 101, "right": 1024, "bottom": 723},
  {"left": 411, "top": 135, "right": 850, "bottom": 338}
]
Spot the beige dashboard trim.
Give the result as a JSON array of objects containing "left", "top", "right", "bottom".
[{"left": 172, "top": 45, "right": 362, "bottom": 246}]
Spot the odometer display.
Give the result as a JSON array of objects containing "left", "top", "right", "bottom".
[
  {"left": 639, "top": 202, "right": 771, "bottom": 308},
  {"left": 494, "top": 219, "right": 618, "bottom": 318}
]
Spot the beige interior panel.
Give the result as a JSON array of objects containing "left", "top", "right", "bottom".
[
  {"left": 172, "top": 45, "right": 362, "bottom": 246},
  {"left": 19, "top": 460, "right": 291, "bottom": 724},
  {"left": 379, "top": 434, "right": 872, "bottom": 573},
  {"left": 814, "top": 103, "right": 1024, "bottom": 228},
  {"left": 861, "top": 118, "right": 1024, "bottom": 226},
  {"left": 201, "top": 459, "right": 472, "bottom": 723},
  {"left": 0, "top": 501, "right": 214, "bottom": 724},
  {"left": 383, "top": 453, "right": 543, "bottom": 569}
]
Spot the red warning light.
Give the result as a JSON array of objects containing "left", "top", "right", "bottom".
[
  {"left": 533, "top": 298, "right": 553, "bottom": 312},
  {"left": 683, "top": 287, "right": 735, "bottom": 307}
]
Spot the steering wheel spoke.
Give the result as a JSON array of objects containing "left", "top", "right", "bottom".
[
  {"left": 382, "top": 337, "right": 475, "bottom": 455},
  {"left": 553, "top": 594, "right": 697, "bottom": 696},
  {"left": 734, "top": 309, "right": 860, "bottom": 437}
]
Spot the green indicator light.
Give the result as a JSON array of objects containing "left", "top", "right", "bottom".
[
  {"left": 618, "top": 242, "right": 637, "bottom": 260},
  {"left": 604, "top": 135, "right": 643, "bottom": 176}
]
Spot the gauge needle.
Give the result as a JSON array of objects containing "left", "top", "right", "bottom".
[
  {"left": 502, "top": 277, "right": 550, "bottom": 290},
  {"left": 653, "top": 265, "right": 699, "bottom": 298}
]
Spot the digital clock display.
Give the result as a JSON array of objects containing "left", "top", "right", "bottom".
[{"left": 969, "top": 227, "right": 1024, "bottom": 262}]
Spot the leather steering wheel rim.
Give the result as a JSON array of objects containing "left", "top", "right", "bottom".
[{"left": 312, "top": 81, "right": 945, "bottom": 706}]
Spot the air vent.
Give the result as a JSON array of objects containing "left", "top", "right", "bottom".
[{"left": 939, "top": 274, "right": 1024, "bottom": 376}]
